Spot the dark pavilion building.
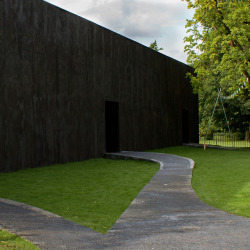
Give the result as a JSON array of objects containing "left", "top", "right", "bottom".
[{"left": 0, "top": 0, "right": 198, "bottom": 172}]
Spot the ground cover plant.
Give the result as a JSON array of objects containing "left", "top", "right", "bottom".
[
  {"left": 0, "top": 229, "right": 39, "bottom": 249},
  {"left": 151, "top": 146, "right": 250, "bottom": 218},
  {"left": 0, "top": 159, "right": 159, "bottom": 234}
]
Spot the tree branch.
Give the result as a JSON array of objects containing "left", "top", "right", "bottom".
[{"left": 212, "top": 1, "right": 250, "bottom": 82}]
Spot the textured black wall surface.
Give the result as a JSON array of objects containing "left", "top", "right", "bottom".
[{"left": 0, "top": 0, "right": 198, "bottom": 172}]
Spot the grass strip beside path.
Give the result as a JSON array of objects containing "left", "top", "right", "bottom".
[
  {"left": 151, "top": 146, "right": 250, "bottom": 218},
  {"left": 0, "top": 230, "right": 39, "bottom": 249},
  {"left": 0, "top": 159, "right": 159, "bottom": 234}
]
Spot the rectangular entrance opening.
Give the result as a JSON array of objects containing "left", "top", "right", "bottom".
[
  {"left": 105, "top": 101, "right": 120, "bottom": 152},
  {"left": 182, "top": 109, "right": 189, "bottom": 143}
]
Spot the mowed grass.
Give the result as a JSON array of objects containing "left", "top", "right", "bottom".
[
  {"left": 0, "top": 230, "right": 39, "bottom": 249},
  {"left": 151, "top": 146, "right": 250, "bottom": 218},
  {"left": 0, "top": 159, "right": 159, "bottom": 234}
]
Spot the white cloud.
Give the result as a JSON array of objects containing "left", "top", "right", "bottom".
[
  {"left": 79, "top": 0, "right": 186, "bottom": 37},
  {"left": 45, "top": 0, "right": 194, "bottom": 63}
]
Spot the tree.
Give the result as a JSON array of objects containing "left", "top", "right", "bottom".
[
  {"left": 199, "top": 85, "right": 249, "bottom": 138},
  {"left": 183, "top": 0, "right": 250, "bottom": 95},
  {"left": 149, "top": 40, "right": 163, "bottom": 52}
]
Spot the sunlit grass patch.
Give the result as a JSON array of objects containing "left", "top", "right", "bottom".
[
  {"left": 0, "top": 230, "right": 39, "bottom": 249},
  {"left": 0, "top": 158, "right": 159, "bottom": 234},
  {"left": 151, "top": 146, "right": 250, "bottom": 218}
]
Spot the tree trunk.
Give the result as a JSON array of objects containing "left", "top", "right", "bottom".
[{"left": 246, "top": 131, "right": 250, "bottom": 142}]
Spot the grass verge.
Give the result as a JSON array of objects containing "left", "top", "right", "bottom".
[
  {"left": 0, "top": 230, "right": 39, "bottom": 249},
  {"left": 151, "top": 146, "right": 250, "bottom": 218},
  {"left": 0, "top": 158, "right": 158, "bottom": 234}
]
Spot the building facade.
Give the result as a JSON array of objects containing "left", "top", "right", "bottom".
[{"left": 0, "top": 0, "right": 198, "bottom": 172}]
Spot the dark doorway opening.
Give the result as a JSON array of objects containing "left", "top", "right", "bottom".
[
  {"left": 182, "top": 109, "right": 189, "bottom": 143},
  {"left": 105, "top": 101, "right": 120, "bottom": 152}
]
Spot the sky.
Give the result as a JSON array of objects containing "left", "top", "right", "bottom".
[{"left": 45, "top": 0, "right": 194, "bottom": 64}]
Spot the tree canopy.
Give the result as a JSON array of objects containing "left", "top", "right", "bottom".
[
  {"left": 183, "top": 0, "right": 249, "bottom": 95},
  {"left": 199, "top": 85, "right": 249, "bottom": 138},
  {"left": 149, "top": 40, "right": 163, "bottom": 52}
]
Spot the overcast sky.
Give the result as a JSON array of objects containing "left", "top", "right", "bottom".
[{"left": 45, "top": 0, "right": 194, "bottom": 63}]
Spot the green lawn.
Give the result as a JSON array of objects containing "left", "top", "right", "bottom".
[
  {"left": 0, "top": 230, "right": 39, "bottom": 249},
  {"left": 151, "top": 146, "right": 250, "bottom": 218},
  {"left": 0, "top": 159, "right": 159, "bottom": 234},
  {"left": 1, "top": 147, "right": 249, "bottom": 237}
]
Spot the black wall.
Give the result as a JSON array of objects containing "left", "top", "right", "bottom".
[{"left": 0, "top": 0, "right": 198, "bottom": 172}]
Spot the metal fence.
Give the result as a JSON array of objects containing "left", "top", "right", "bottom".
[{"left": 199, "top": 132, "right": 250, "bottom": 148}]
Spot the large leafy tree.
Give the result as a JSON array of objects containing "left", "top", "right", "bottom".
[{"left": 183, "top": 0, "right": 250, "bottom": 95}]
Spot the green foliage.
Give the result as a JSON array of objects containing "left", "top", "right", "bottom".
[
  {"left": 149, "top": 40, "right": 163, "bottom": 52},
  {"left": 199, "top": 86, "right": 250, "bottom": 137},
  {"left": 0, "top": 159, "right": 158, "bottom": 234},
  {"left": 151, "top": 146, "right": 250, "bottom": 218},
  {"left": 0, "top": 230, "right": 39, "bottom": 249},
  {"left": 221, "top": 94, "right": 250, "bottom": 134},
  {"left": 183, "top": 0, "right": 250, "bottom": 93},
  {"left": 184, "top": 1, "right": 250, "bottom": 137}
]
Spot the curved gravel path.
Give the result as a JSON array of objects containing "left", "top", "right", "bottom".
[{"left": 0, "top": 151, "right": 249, "bottom": 249}]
